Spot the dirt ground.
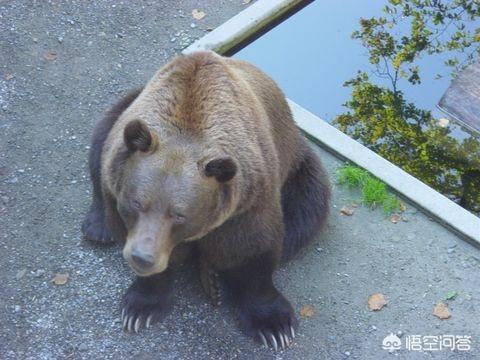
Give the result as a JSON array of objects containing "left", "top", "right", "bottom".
[{"left": 1, "top": 1, "right": 479, "bottom": 359}]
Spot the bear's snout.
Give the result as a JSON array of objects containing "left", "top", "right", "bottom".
[{"left": 130, "top": 248, "right": 156, "bottom": 272}]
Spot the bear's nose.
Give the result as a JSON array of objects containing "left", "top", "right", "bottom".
[{"left": 131, "top": 249, "right": 155, "bottom": 270}]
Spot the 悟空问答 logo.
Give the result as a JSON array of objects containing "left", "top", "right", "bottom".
[{"left": 382, "top": 333, "right": 402, "bottom": 351}]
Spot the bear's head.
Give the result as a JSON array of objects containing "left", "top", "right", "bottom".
[{"left": 113, "top": 119, "right": 238, "bottom": 276}]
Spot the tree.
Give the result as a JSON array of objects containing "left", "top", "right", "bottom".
[{"left": 334, "top": 0, "right": 480, "bottom": 215}]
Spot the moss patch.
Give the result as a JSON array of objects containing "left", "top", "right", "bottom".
[{"left": 337, "top": 164, "right": 401, "bottom": 214}]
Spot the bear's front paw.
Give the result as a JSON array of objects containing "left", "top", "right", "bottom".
[
  {"left": 121, "top": 284, "right": 171, "bottom": 333},
  {"left": 81, "top": 206, "right": 115, "bottom": 244},
  {"left": 238, "top": 294, "right": 297, "bottom": 351}
]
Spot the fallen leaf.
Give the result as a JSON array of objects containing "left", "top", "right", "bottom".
[
  {"left": 43, "top": 51, "right": 58, "bottom": 61},
  {"left": 243, "top": 0, "right": 252, "bottom": 4},
  {"left": 444, "top": 291, "right": 458, "bottom": 301},
  {"left": 4, "top": 73, "right": 14, "bottom": 81},
  {"left": 350, "top": 202, "right": 359, "bottom": 208},
  {"left": 390, "top": 214, "right": 402, "bottom": 223},
  {"left": 399, "top": 202, "right": 407, "bottom": 212},
  {"left": 433, "top": 302, "right": 451, "bottom": 319},
  {"left": 192, "top": 9, "right": 206, "bottom": 20},
  {"left": 368, "top": 293, "right": 387, "bottom": 311},
  {"left": 340, "top": 206, "right": 354, "bottom": 216},
  {"left": 52, "top": 273, "right": 69, "bottom": 285},
  {"left": 300, "top": 304, "right": 315, "bottom": 318}
]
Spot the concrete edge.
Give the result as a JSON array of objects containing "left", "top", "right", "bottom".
[
  {"left": 183, "top": 0, "right": 304, "bottom": 55},
  {"left": 288, "top": 100, "right": 480, "bottom": 243},
  {"left": 182, "top": 0, "right": 480, "bottom": 243}
]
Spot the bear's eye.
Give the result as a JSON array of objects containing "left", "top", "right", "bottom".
[
  {"left": 169, "top": 209, "right": 186, "bottom": 224},
  {"left": 131, "top": 200, "right": 143, "bottom": 212}
]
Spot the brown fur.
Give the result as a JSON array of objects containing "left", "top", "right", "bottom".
[
  {"left": 101, "top": 52, "right": 298, "bottom": 270},
  {"left": 82, "top": 51, "right": 330, "bottom": 346}
]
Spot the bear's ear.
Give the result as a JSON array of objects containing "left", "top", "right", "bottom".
[
  {"left": 124, "top": 120, "right": 157, "bottom": 153},
  {"left": 204, "top": 157, "right": 237, "bottom": 183}
]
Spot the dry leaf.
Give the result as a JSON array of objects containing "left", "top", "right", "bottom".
[
  {"left": 52, "top": 273, "right": 69, "bottom": 285},
  {"left": 368, "top": 293, "right": 387, "bottom": 311},
  {"left": 43, "top": 51, "right": 58, "bottom": 61},
  {"left": 399, "top": 202, "right": 407, "bottom": 212},
  {"left": 300, "top": 304, "right": 315, "bottom": 318},
  {"left": 5, "top": 73, "right": 14, "bottom": 81},
  {"left": 192, "top": 9, "right": 206, "bottom": 20},
  {"left": 433, "top": 302, "right": 451, "bottom": 319},
  {"left": 340, "top": 206, "right": 354, "bottom": 216},
  {"left": 390, "top": 214, "right": 402, "bottom": 224},
  {"left": 243, "top": 0, "right": 252, "bottom": 4}
]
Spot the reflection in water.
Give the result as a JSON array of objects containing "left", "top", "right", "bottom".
[
  {"left": 333, "top": 0, "right": 480, "bottom": 215},
  {"left": 334, "top": 72, "right": 480, "bottom": 215},
  {"left": 235, "top": 0, "right": 480, "bottom": 216}
]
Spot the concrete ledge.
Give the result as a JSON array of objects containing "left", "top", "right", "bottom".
[
  {"left": 289, "top": 100, "right": 480, "bottom": 243},
  {"left": 183, "top": 0, "right": 304, "bottom": 55},
  {"left": 183, "top": 0, "right": 480, "bottom": 243}
]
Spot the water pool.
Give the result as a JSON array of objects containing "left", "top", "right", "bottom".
[{"left": 234, "top": 0, "right": 480, "bottom": 216}]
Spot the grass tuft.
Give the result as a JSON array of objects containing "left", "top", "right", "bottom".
[
  {"left": 337, "top": 164, "right": 401, "bottom": 214},
  {"left": 337, "top": 164, "right": 368, "bottom": 188}
]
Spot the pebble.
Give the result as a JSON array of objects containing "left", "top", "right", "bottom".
[
  {"left": 14, "top": 305, "right": 21, "bottom": 313},
  {"left": 16, "top": 269, "right": 27, "bottom": 280},
  {"left": 78, "top": 343, "right": 89, "bottom": 352},
  {"left": 390, "top": 235, "right": 401, "bottom": 243},
  {"left": 397, "top": 330, "right": 404, "bottom": 338},
  {"left": 344, "top": 351, "right": 351, "bottom": 356},
  {"left": 33, "top": 269, "right": 45, "bottom": 278},
  {"left": 170, "top": 37, "right": 176, "bottom": 42},
  {"left": 6, "top": 176, "right": 18, "bottom": 184},
  {"left": 190, "top": 23, "right": 196, "bottom": 28},
  {"left": 57, "top": 36, "right": 63, "bottom": 43}
]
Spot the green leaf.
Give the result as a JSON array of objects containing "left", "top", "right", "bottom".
[{"left": 444, "top": 291, "right": 458, "bottom": 301}]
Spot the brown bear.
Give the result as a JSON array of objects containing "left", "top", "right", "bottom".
[{"left": 81, "top": 51, "right": 330, "bottom": 350}]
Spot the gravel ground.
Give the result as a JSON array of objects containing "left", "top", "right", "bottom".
[{"left": 1, "top": 1, "right": 480, "bottom": 359}]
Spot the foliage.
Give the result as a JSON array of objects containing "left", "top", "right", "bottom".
[
  {"left": 334, "top": 0, "right": 480, "bottom": 215},
  {"left": 337, "top": 164, "right": 401, "bottom": 214},
  {"left": 353, "top": 0, "right": 480, "bottom": 86}
]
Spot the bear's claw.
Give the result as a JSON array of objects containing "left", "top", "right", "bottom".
[
  {"left": 257, "top": 325, "right": 295, "bottom": 350},
  {"left": 238, "top": 293, "right": 297, "bottom": 351},
  {"left": 121, "top": 308, "right": 154, "bottom": 333},
  {"left": 121, "top": 304, "right": 161, "bottom": 333},
  {"left": 120, "top": 277, "right": 172, "bottom": 333}
]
